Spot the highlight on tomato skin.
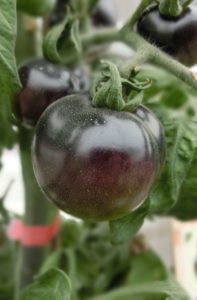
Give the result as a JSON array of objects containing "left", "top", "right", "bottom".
[
  {"left": 15, "top": 59, "right": 89, "bottom": 127},
  {"left": 135, "top": 105, "right": 166, "bottom": 172},
  {"left": 137, "top": 5, "right": 197, "bottom": 66},
  {"left": 32, "top": 95, "right": 164, "bottom": 221}
]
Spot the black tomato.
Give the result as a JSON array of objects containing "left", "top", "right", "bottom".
[
  {"left": 15, "top": 59, "right": 89, "bottom": 126},
  {"left": 137, "top": 5, "right": 197, "bottom": 66},
  {"left": 32, "top": 95, "right": 163, "bottom": 221}
]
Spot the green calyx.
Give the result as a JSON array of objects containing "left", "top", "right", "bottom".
[
  {"left": 159, "top": 0, "right": 194, "bottom": 17},
  {"left": 91, "top": 60, "right": 151, "bottom": 112},
  {"left": 159, "top": 0, "right": 183, "bottom": 17}
]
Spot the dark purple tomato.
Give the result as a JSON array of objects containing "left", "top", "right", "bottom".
[
  {"left": 137, "top": 5, "right": 197, "bottom": 66},
  {"left": 32, "top": 95, "right": 162, "bottom": 221},
  {"left": 15, "top": 59, "right": 89, "bottom": 126}
]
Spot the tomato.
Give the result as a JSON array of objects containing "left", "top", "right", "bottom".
[
  {"left": 15, "top": 59, "right": 88, "bottom": 126},
  {"left": 137, "top": 5, "right": 197, "bottom": 66},
  {"left": 32, "top": 95, "right": 163, "bottom": 221}
]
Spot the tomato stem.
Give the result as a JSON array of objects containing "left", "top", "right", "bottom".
[
  {"left": 121, "top": 28, "right": 197, "bottom": 90},
  {"left": 14, "top": 127, "right": 59, "bottom": 300},
  {"left": 16, "top": 13, "right": 42, "bottom": 65},
  {"left": 128, "top": 0, "right": 158, "bottom": 29},
  {"left": 81, "top": 28, "right": 119, "bottom": 48},
  {"left": 82, "top": 27, "right": 197, "bottom": 91},
  {"left": 119, "top": 50, "right": 151, "bottom": 79}
]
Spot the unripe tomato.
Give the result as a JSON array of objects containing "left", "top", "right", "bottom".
[
  {"left": 15, "top": 59, "right": 88, "bottom": 126},
  {"left": 32, "top": 95, "right": 164, "bottom": 221},
  {"left": 137, "top": 5, "right": 197, "bottom": 66}
]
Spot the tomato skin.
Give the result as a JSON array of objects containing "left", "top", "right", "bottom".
[
  {"left": 137, "top": 5, "right": 197, "bottom": 66},
  {"left": 15, "top": 59, "right": 88, "bottom": 126},
  {"left": 32, "top": 95, "right": 162, "bottom": 221},
  {"left": 135, "top": 105, "right": 166, "bottom": 171}
]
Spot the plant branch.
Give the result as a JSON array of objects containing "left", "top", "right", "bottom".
[
  {"left": 128, "top": 0, "right": 158, "bottom": 29},
  {"left": 119, "top": 50, "right": 151, "bottom": 78},
  {"left": 121, "top": 29, "right": 197, "bottom": 90},
  {"left": 81, "top": 27, "right": 197, "bottom": 90},
  {"left": 16, "top": 13, "right": 42, "bottom": 65},
  {"left": 15, "top": 127, "right": 58, "bottom": 300},
  {"left": 81, "top": 28, "right": 120, "bottom": 49}
]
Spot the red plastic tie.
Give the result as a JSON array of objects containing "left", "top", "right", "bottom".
[{"left": 7, "top": 216, "right": 61, "bottom": 247}]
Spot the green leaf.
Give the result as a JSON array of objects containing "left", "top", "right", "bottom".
[
  {"left": 90, "top": 280, "right": 189, "bottom": 300},
  {"left": 39, "top": 250, "right": 63, "bottom": 275},
  {"left": 126, "top": 251, "right": 169, "bottom": 285},
  {"left": 149, "top": 115, "right": 197, "bottom": 213},
  {"left": 88, "top": 248, "right": 189, "bottom": 300},
  {"left": 110, "top": 201, "right": 149, "bottom": 244},
  {"left": 169, "top": 143, "right": 197, "bottom": 220},
  {"left": 139, "top": 65, "right": 197, "bottom": 219},
  {"left": 17, "top": 0, "right": 56, "bottom": 16},
  {"left": 21, "top": 268, "right": 72, "bottom": 300},
  {"left": 0, "top": 0, "right": 21, "bottom": 148},
  {"left": 43, "top": 13, "right": 82, "bottom": 66}
]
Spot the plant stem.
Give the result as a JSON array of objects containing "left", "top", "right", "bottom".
[
  {"left": 82, "top": 27, "right": 197, "bottom": 90},
  {"left": 14, "top": 129, "right": 58, "bottom": 300},
  {"left": 119, "top": 50, "right": 151, "bottom": 78},
  {"left": 81, "top": 28, "right": 120, "bottom": 48},
  {"left": 14, "top": 13, "right": 59, "bottom": 300},
  {"left": 128, "top": 0, "right": 157, "bottom": 28},
  {"left": 122, "top": 29, "right": 197, "bottom": 90},
  {"left": 16, "top": 13, "right": 42, "bottom": 65}
]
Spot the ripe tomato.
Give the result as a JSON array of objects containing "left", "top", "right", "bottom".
[
  {"left": 137, "top": 5, "right": 197, "bottom": 66},
  {"left": 15, "top": 59, "right": 88, "bottom": 126},
  {"left": 32, "top": 95, "right": 164, "bottom": 221}
]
